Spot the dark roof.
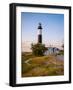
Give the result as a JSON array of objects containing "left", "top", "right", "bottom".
[{"left": 38, "top": 23, "right": 42, "bottom": 29}]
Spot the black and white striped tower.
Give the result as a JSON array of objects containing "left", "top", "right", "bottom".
[{"left": 37, "top": 23, "right": 42, "bottom": 43}]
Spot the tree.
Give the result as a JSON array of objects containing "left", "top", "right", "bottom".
[
  {"left": 62, "top": 39, "right": 64, "bottom": 49},
  {"left": 31, "top": 43, "right": 47, "bottom": 56},
  {"left": 62, "top": 44, "right": 64, "bottom": 48}
]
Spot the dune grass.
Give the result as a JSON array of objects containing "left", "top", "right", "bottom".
[{"left": 21, "top": 52, "right": 64, "bottom": 77}]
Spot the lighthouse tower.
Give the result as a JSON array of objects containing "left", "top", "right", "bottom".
[{"left": 37, "top": 23, "right": 42, "bottom": 43}]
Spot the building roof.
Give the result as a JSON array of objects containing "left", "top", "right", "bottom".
[{"left": 38, "top": 23, "right": 42, "bottom": 29}]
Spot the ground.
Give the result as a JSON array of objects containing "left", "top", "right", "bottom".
[{"left": 21, "top": 52, "right": 64, "bottom": 77}]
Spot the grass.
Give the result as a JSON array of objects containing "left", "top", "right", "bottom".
[{"left": 21, "top": 52, "right": 64, "bottom": 77}]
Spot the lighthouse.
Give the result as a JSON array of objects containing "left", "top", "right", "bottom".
[{"left": 37, "top": 23, "right": 42, "bottom": 43}]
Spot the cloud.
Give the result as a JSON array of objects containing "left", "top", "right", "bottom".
[{"left": 21, "top": 40, "right": 63, "bottom": 52}]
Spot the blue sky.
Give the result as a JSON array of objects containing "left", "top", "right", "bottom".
[{"left": 21, "top": 12, "right": 64, "bottom": 48}]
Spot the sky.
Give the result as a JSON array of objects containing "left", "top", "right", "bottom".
[{"left": 21, "top": 12, "right": 64, "bottom": 52}]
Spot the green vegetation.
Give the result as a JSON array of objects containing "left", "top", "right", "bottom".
[
  {"left": 57, "top": 50, "right": 64, "bottom": 55},
  {"left": 31, "top": 43, "right": 47, "bottom": 56},
  {"left": 22, "top": 52, "right": 64, "bottom": 77}
]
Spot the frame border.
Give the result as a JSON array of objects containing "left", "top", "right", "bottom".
[{"left": 9, "top": 3, "right": 71, "bottom": 87}]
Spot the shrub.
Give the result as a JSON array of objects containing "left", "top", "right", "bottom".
[{"left": 31, "top": 43, "right": 47, "bottom": 56}]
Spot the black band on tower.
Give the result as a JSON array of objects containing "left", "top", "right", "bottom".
[{"left": 38, "top": 34, "right": 42, "bottom": 43}]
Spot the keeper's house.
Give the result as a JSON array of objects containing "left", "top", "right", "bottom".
[{"left": 44, "top": 47, "right": 60, "bottom": 55}]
